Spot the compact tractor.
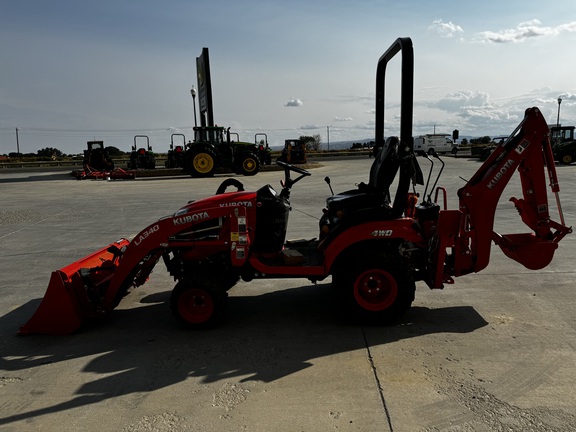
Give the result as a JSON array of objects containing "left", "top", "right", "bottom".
[
  {"left": 165, "top": 134, "right": 186, "bottom": 168},
  {"left": 21, "top": 38, "right": 570, "bottom": 335},
  {"left": 76, "top": 141, "right": 135, "bottom": 180},
  {"left": 255, "top": 133, "right": 272, "bottom": 165},
  {"left": 278, "top": 138, "right": 307, "bottom": 164},
  {"left": 181, "top": 126, "right": 261, "bottom": 177},
  {"left": 128, "top": 135, "right": 156, "bottom": 170},
  {"left": 82, "top": 140, "right": 114, "bottom": 171}
]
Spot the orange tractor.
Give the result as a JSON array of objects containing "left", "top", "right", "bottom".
[{"left": 21, "top": 38, "right": 570, "bottom": 335}]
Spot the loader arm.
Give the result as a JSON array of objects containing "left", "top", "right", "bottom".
[
  {"left": 20, "top": 205, "right": 249, "bottom": 335},
  {"left": 103, "top": 204, "right": 249, "bottom": 310},
  {"left": 451, "top": 107, "right": 571, "bottom": 277}
]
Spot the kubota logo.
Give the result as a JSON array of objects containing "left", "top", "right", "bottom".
[
  {"left": 134, "top": 224, "right": 160, "bottom": 246},
  {"left": 173, "top": 211, "right": 210, "bottom": 226},
  {"left": 220, "top": 201, "right": 253, "bottom": 208},
  {"left": 487, "top": 159, "right": 515, "bottom": 190}
]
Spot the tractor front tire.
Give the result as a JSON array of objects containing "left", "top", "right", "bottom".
[
  {"left": 333, "top": 251, "right": 415, "bottom": 325},
  {"left": 170, "top": 280, "right": 227, "bottom": 329},
  {"left": 238, "top": 153, "right": 260, "bottom": 176}
]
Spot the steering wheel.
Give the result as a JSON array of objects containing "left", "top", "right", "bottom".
[
  {"left": 276, "top": 160, "right": 311, "bottom": 177},
  {"left": 216, "top": 178, "right": 245, "bottom": 195},
  {"left": 276, "top": 160, "right": 311, "bottom": 192}
]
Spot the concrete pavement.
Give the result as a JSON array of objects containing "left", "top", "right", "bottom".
[{"left": 1, "top": 157, "right": 575, "bottom": 431}]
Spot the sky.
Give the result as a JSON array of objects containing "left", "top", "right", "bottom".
[{"left": 1, "top": 0, "right": 576, "bottom": 155}]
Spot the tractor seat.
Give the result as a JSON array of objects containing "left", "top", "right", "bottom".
[{"left": 326, "top": 136, "right": 400, "bottom": 215}]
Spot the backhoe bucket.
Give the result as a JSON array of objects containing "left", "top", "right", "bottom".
[
  {"left": 496, "top": 233, "right": 558, "bottom": 270},
  {"left": 19, "top": 239, "right": 130, "bottom": 335}
]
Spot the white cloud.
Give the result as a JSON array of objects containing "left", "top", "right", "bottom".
[
  {"left": 558, "top": 93, "right": 576, "bottom": 104},
  {"left": 429, "top": 19, "right": 464, "bottom": 38},
  {"left": 474, "top": 19, "right": 576, "bottom": 43},
  {"left": 432, "top": 90, "right": 491, "bottom": 112},
  {"left": 334, "top": 116, "right": 353, "bottom": 122},
  {"left": 285, "top": 98, "right": 303, "bottom": 107}
]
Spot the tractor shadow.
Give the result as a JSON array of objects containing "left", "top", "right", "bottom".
[
  {"left": 0, "top": 172, "right": 74, "bottom": 183},
  {"left": 0, "top": 283, "right": 488, "bottom": 426}
]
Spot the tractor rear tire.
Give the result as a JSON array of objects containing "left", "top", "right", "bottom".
[
  {"left": 332, "top": 250, "right": 415, "bottom": 325},
  {"left": 238, "top": 153, "right": 260, "bottom": 176},
  {"left": 185, "top": 149, "right": 216, "bottom": 177},
  {"left": 170, "top": 279, "right": 227, "bottom": 329}
]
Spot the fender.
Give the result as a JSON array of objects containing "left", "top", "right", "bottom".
[{"left": 321, "top": 219, "right": 424, "bottom": 273}]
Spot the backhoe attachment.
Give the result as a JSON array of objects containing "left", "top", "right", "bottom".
[{"left": 452, "top": 107, "right": 571, "bottom": 276}]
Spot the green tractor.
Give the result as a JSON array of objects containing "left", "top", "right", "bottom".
[
  {"left": 550, "top": 125, "right": 576, "bottom": 164},
  {"left": 182, "top": 126, "right": 261, "bottom": 177},
  {"left": 128, "top": 135, "right": 156, "bottom": 170},
  {"left": 165, "top": 134, "right": 186, "bottom": 169},
  {"left": 255, "top": 133, "right": 272, "bottom": 165}
]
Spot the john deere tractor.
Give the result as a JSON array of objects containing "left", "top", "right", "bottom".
[
  {"left": 550, "top": 125, "right": 576, "bottom": 164},
  {"left": 182, "top": 126, "right": 261, "bottom": 177}
]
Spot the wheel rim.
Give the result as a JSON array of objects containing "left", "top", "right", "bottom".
[
  {"left": 353, "top": 269, "right": 398, "bottom": 311},
  {"left": 193, "top": 153, "right": 214, "bottom": 174},
  {"left": 178, "top": 288, "right": 215, "bottom": 324},
  {"left": 242, "top": 157, "right": 256, "bottom": 172},
  {"left": 562, "top": 154, "right": 572, "bottom": 164}
]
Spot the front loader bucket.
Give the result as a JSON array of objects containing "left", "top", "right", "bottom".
[{"left": 19, "top": 239, "right": 130, "bottom": 335}]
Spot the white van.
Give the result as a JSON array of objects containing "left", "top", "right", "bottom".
[{"left": 413, "top": 134, "right": 458, "bottom": 155}]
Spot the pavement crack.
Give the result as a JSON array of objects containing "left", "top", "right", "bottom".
[{"left": 361, "top": 326, "right": 394, "bottom": 431}]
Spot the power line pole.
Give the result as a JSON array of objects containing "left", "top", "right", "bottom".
[
  {"left": 327, "top": 126, "right": 330, "bottom": 151},
  {"left": 15, "top": 128, "right": 20, "bottom": 154}
]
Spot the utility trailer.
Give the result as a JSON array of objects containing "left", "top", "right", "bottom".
[{"left": 21, "top": 38, "right": 570, "bottom": 335}]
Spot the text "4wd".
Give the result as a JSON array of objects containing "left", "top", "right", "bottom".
[{"left": 371, "top": 229, "right": 393, "bottom": 237}]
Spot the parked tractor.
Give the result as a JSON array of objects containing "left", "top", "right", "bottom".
[
  {"left": 76, "top": 141, "right": 135, "bottom": 180},
  {"left": 165, "top": 134, "right": 186, "bottom": 168},
  {"left": 278, "top": 138, "right": 307, "bottom": 164},
  {"left": 128, "top": 135, "right": 156, "bottom": 170},
  {"left": 82, "top": 140, "right": 114, "bottom": 171},
  {"left": 255, "top": 133, "right": 272, "bottom": 165},
  {"left": 181, "top": 126, "right": 260, "bottom": 177},
  {"left": 550, "top": 125, "right": 576, "bottom": 164},
  {"left": 20, "top": 38, "right": 571, "bottom": 335}
]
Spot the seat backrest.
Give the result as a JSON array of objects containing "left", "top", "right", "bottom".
[{"left": 368, "top": 136, "right": 400, "bottom": 193}]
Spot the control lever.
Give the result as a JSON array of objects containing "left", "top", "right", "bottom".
[{"left": 324, "top": 176, "right": 334, "bottom": 196}]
